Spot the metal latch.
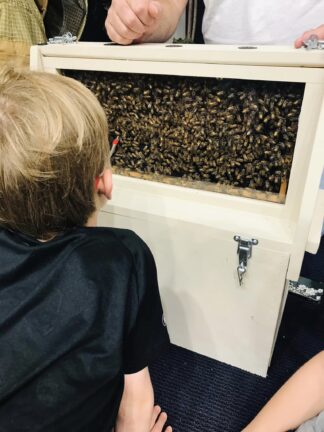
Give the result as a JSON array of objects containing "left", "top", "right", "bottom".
[
  {"left": 234, "top": 236, "right": 258, "bottom": 285},
  {"left": 303, "top": 34, "right": 324, "bottom": 50},
  {"left": 48, "top": 32, "right": 77, "bottom": 45}
]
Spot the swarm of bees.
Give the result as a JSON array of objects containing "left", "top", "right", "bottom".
[{"left": 66, "top": 70, "right": 304, "bottom": 196}]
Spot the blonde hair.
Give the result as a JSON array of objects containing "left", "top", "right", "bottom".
[{"left": 0, "top": 66, "right": 109, "bottom": 239}]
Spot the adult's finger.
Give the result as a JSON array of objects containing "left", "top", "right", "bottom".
[
  {"left": 106, "top": 0, "right": 147, "bottom": 44},
  {"left": 130, "top": 1, "right": 161, "bottom": 26},
  {"left": 295, "top": 30, "right": 315, "bottom": 48},
  {"left": 295, "top": 24, "right": 324, "bottom": 48},
  {"left": 148, "top": 1, "right": 161, "bottom": 18},
  {"left": 106, "top": 8, "right": 143, "bottom": 43},
  {"left": 106, "top": 18, "right": 135, "bottom": 45}
]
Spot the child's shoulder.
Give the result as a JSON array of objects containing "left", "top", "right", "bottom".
[
  {"left": 0, "top": 226, "right": 154, "bottom": 280},
  {"left": 78, "top": 226, "right": 147, "bottom": 255},
  {"left": 79, "top": 227, "right": 155, "bottom": 274}
]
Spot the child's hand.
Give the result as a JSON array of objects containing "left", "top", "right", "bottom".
[{"left": 150, "top": 405, "right": 172, "bottom": 432}]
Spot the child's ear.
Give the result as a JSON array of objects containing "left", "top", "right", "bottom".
[{"left": 97, "top": 168, "right": 113, "bottom": 200}]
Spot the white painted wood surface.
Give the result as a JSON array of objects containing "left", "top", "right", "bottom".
[
  {"left": 98, "top": 209, "right": 289, "bottom": 376},
  {"left": 30, "top": 43, "right": 324, "bottom": 375},
  {"left": 31, "top": 42, "right": 324, "bottom": 67}
]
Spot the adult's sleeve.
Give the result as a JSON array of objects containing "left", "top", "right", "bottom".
[{"left": 122, "top": 232, "right": 170, "bottom": 374}]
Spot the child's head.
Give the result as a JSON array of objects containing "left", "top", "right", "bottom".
[{"left": 0, "top": 66, "right": 111, "bottom": 240}]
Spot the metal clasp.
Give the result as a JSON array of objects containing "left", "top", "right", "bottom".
[
  {"left": 303, "top": 34, "right": 324, "bottom": 50},
  {"left": 234, "top": 235, "right": 258, "bottom": 285},
  {"left": 48, "top": 32, "right": 77, "bottom": 45}
]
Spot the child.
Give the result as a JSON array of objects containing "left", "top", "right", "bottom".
[
  {"left": 242, "top": 351, "right": 324, "bottom": 432},
  {"left": 0, "top": 66, "right": 171, "bottom": 432}
]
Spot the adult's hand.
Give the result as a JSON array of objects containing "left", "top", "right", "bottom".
[
  {"left": 295, "top": 24, "right": 324, "bottom": 48},
  {"left": 105, "top": 0, "right": 162, "bottom": 45}
]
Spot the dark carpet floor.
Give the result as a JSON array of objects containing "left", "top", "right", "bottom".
[{"left": 150, "top": 237, "right": 324, "bottom": 432}]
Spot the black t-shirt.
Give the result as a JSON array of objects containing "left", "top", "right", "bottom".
[{"left": 0, "top": 227, "right": 169, "bottom": 431}]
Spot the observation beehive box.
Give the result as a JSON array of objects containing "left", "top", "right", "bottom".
[{"left": 30, "top": 43, "right": 324, "bottom": 376}]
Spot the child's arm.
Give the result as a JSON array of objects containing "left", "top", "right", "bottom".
[
  {"left": 243, "top": 351, "right": 324, "bottom": 432},
  {"left": 115, "top": 231, "right": 171, "bottom": 431},
  {"left": 115, "top": 367, "right": 171, "bottom": 432},
  {"left": 115, "top": 367, "right": 153, "bottom": 432}
]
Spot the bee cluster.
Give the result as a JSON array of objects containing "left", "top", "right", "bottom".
[{"left": 66, "top": 70, "right": 304, "bottom": 197}]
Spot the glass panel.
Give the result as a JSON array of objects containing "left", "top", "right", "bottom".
[{"left": 65, "top": 70, "right": 305, "bottom": 203}]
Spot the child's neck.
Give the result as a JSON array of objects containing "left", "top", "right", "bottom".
[{"left": 85, "top": 211, "right": 98, "bottom": 228}]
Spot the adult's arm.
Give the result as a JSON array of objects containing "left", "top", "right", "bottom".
[
  {"left": 295, "top": 24, "right": 324, "bottom": 48},
  {"left": 105, "top": 0, "right": 188, "bottom": 45},
  {"left": 242, "top": 351, "right": 324, "bottom": 432},
  {"left": 115, "top": 367, "right": 172, "bottom": 432}
]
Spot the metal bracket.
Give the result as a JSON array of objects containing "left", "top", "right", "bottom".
[
  {"left": 48, "top": 32, "right": 77, "bottom": 45},
  {"left": 234, "top": 236, "right": 258, "bottom": 285},
  {"left": 288, "top": 280, "right": 323, "bottom": 302},
  {"left": 303, "top": 34, "right": 324, "bottom": 50}
]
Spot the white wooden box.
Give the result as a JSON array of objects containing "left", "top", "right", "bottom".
[{"left": 30, "top": 43, "right": 324, "bottom": 376}]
